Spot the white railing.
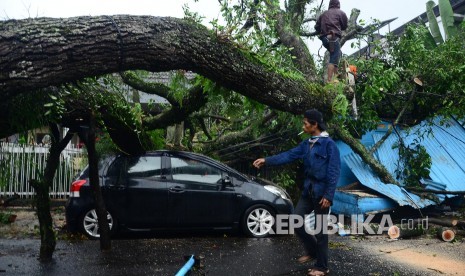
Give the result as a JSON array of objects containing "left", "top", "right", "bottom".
[{"left": 0, "top": 142, "right": 87, "bottom": 199}]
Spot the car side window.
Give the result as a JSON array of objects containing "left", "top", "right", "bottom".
[
  {"left": 127, "top": 156, "right": 163, "bottom": 179},
  {"left": 170, "top": 157, "right": 222, "bottom": 184},
  {"left": 106, "top": 157, "right": 127, "bottom": 186}
]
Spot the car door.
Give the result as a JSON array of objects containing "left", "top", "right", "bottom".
[
  {"left": 166, "top": 154, "right": 237, "bottom": 227},
  {"left": 106, "top": 154, "right": 168, "bottom": 228}
]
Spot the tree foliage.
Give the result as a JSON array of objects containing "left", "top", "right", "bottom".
[{"left": 346, "top": 13, "right": 465, "bottom": 186}]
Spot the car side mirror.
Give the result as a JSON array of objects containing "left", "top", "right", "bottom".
[{"left": 221, "top": 176, "right": 232, "bottom": 189}]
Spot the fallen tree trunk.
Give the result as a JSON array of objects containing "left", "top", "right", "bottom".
[
  {"left": 0, "top": 15, "right": 328, "bottom": 114},
  {"left": 428, "top": 217, "right": 458, "bottom": 227},
  {"left": 388, "top": 224, "right": 425, "bottom": 239}
]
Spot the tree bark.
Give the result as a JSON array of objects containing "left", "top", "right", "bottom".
[
  {"left": 30, "top": 180, "right": 55, "bottom": 262},
  {"left": 270, "top": 1, "right": 317, "bottom": 81},
  {"left": 30, "top": 125, "right": 73, "bottom": 262},
  {"left": 0, "top": 15, "right": 327, "bottom": 114},
  {"left": 340, "top": 9, "right": 362, "bottom": 46},
  {"left": 332, "top": 123, "right": 398, "bottom": 184},
  {"left": 428, "top": 217, "right": 458, "bottom": 227},
  {"left": 79, "top": 115, "right": 111, "bottom": 251}
]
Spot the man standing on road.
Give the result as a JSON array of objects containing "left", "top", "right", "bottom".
[
  {"left": 253, "top": 109, "right": 340, "bottom": 276},
  {"left": 315, "top": 0, "right": 348, "bottom": 83}
]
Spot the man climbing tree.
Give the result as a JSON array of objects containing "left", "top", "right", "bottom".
[{"left": 315, "top": 0, "right": 348, "bottom": 83}]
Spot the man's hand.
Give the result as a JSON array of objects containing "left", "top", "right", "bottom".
[
  {"left": 253, "top": 158, "right": 265, "bottom": 169},
  {"left": 319, "top": 197, "right": 331, "bottom": 209}
]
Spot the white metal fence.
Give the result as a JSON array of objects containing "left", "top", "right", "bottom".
[{"left": 0, "top": 143, "right": 87, "bottom": 199}]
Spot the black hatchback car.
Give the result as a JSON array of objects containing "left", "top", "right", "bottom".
[{"left": 66, "top": 150, "right": 293, "bottom": 239}]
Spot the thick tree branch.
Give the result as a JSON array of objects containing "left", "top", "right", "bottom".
[
  {"left": 302, "top": 17, "right": 317, "bottom": 24},
  {"left": 0, "top": 15, "right": 327, "bottom": 114},
  {"left": 29, "top": 123, "right": 74, "bottom": 261},
  {"left": 287, "top": 0, "right": 311, "bottom": 31},
  {"left": 341, "top": 9, "right": 361, "bottom": 47},
  {"left": 203, "top": 114, "right": 231, "bottom": 122},
  {"left": 300, "top": 30, "right": 318, "bottom": 37},
  {"left": 370, "top": 89, "right": 417, "bottom": 154},
  {"left": 143, "top": 85, "right": 207, "bottom": 129},
  {"left": 265, "top": 2, "right": 318, "bottom": 80},
  {"left": 197, "top": 116, "right": 213, "bottom": 140},
  {"left": 205, "top": 111, "right": 276, "bottom": 154},
  {"left": 120, "top": 71, "right": 177, "bottom": 105},
  {"left": 240, "top": 0, "right": 261, "bottom": 33},
  {"left": 332, "top": 123, "right": 399, "bottom": 184},
  {"left": 44, "top": 125, "right": 75, "bottom": 184}
]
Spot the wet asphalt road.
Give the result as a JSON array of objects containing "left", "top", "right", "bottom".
[{"left": 0, "top": 234, "right": 439, "bottom": 276}]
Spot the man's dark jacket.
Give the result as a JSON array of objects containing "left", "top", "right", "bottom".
[
  {"left": 265, "top": 137, "right": 341, "bottom": 202},
  {"left": 315, "top": 0, "right": 348, "bottom": 38}
]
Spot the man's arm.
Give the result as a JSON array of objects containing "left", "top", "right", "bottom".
[{"left": 265, "top": 141, "right": 306, "bottom": 166}]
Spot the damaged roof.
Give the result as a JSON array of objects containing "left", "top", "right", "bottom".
[{"left": 342, "top": 117, "right": 465, "bottom": 209}]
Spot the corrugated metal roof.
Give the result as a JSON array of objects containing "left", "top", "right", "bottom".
[
  {"left": 343, "top": 152, "right": 436, "bottom": 208},
  {"left": 343, "top": 117, "right": 465, "bottom": 208},
  {"left": 372, "top": 117, "right": 465, "bottom": 193},
  {"left": 428, "top": 118, "right": 465, "bottom": 191}
]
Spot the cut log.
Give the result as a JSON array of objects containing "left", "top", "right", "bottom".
[
  {"left": 388, "top": 225, "right": 425, "bottom": 239},
  {"left": 455, "top": 229, "right": 465, "bottom": 236},
  {"left": 428, "top": 217, "right": 458, "bottom": 227},
  {"left": 437, "top": 227, "right": 455, "bottom": 242}
]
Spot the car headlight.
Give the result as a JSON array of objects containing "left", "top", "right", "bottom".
[{"left": 264, "top": 185, "right": 290, "bottom": 200}]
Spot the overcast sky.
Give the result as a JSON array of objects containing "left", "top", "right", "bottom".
[{"left": 1, "top": 0, "right": 431, "bottom": 55}]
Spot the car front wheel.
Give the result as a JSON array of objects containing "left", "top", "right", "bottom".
[
  {"left": 242, "top": 204, "right": 275, "bottom": 238},
  {"left": 80, "top": 209, "right": 116, "bottom": 239}
]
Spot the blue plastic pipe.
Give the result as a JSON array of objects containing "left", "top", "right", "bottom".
[{"left": 175, "top": 255, "right": 195, "bottom": 276}]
